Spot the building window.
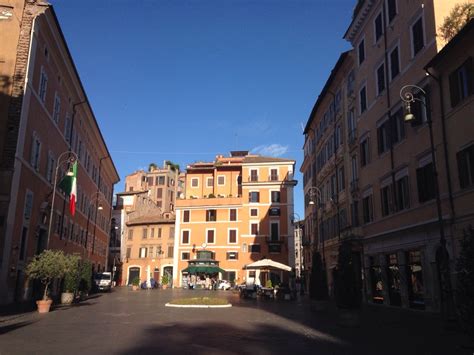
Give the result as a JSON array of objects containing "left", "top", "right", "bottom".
[
  {"left": 386, "top": 0, "right": 397, "bottom": 23},
  {"left": 389, "top": 46, "right": 400, "bottom": 80},
  {"left": 347, "top": 70, "right": 355, "bottom": 96},
  {"left": 250, "top": 208, "right": 258, "bottom": 217},
  {"left": 150, "top": 228, "right": 154, "bottom": 238},
  {"left": 362, "top": 194, "right": 373, "bottom": 223},
  {"left": 147, "top": 176, "right": 154, "bottom": 186},
  {"left": 182, "top": 252, "right": 190, "bottom": 260},
  {"left": 416, "top": 162, "right": 435, "bottom": 202},
  {"left": 270, "top": 223, "right": 279, "bottom": 241},
  {"left": 128, "top": 229, "right": 134, "bottom": 240},
  {"left": 183, "top": 210, "right": 190, "bottom": 222},
  {"left": 338, "top": 166, "right": 345, "bottom": 191},
  {"left": 249, "top": 191, "right": 260, "bottom": 203},
  {"left": 270, "top": 169, "right": 278, "bottom": 181},
  {"left": 46, "top": 152, "right": 55, "bottom": 183},
  {"left": 139, "top": 247, "right": 147, "bottom": 258},
  {"left": 374, "top": 12, "right": 383, "bottom": 42},
  {"left": 351, "top": 200, "right": 359, "bottom": 227},
  {"left": 351, "top": 156, "right": 358, "bottom": 182},
  {"left": 251, "top": 223, "right": 259, "bottom": 235},
  {"left": 158, "top": 227, "right": 162, "bottom": 238},
  {"left": 191, "top": 178, "right": 199, "bottom": 188},
  {"left": 30, "top": 134, "right": 41, "bottom": 171},
  {"left": 206, "top": 177, "right": 214, "bottom": 187},
  {"left": 411, "top": 16, "right": 424, "bottom": 57},
  {"left": 181, "top": 230, "right": 190, "bottom": 244},
  {"left": 142, "top": 228, "right": 147, "bottom": 239},
  {"left": 156, "top": 188, "right": 163, "bottom": 199},
  {"left": 169, "top": 227, "right": 174, "bottom": 239},
  {"left": 376, "top": 62, "right": 386, "bottom": 95},
  {"left": 157, "top": 176, "right": 165, "bottom": 185},
  {"left": 395, "top": 175, "right": 410, "bottom": 211},
  {"left": 449, "top": 57, "right": 473, "bottom": 108},
  {"left": 217, "top": 175, "right": 225, "bottom": 185},
  {"left": 39, "top": 67, "right": 48, "bottom": 102},
  {"left": 126, "top": 248, "right": 131, "bottom": 259},
  {"left": 271, "top": 191, "right": 280, "bottom": 203},
  {"left": 53, "top": 93, "right": 61, "bottom": 124},
  {"left": 457, "top": 145, "right": 474, "bottom": 189},
  {"left": 249, "top": 244, "right": 261, "bottom": 253},
  {"left": 206, "top": 209, "right": 217, "bottom": 222},
  {"left": 407, "top": 250, "right": 425, "bottom": 309},
  {"left": 359, "top": 86, "right": 367, "bottom": 114},
  {"left": 358, "top": 38, "right": 365, "bottom": 65},
  {"left": 228, "top": 229, "right": 237, "bottom": 244},
  {"left": 226, "top": 251, "right": 238, "bottom": 260},
  {"left": 203, "top": 229, "right": 214, "bottom": 244},
  {"left": 250, "top": 169, "right": 258, "bottom": 182},
  {"left": 360, "top": 138, "right": 370, "bottom": 167},
  {"left": 167, "top": 245, "right": 174, "bottom": 258},
  {"left": 377, "top": 120, "right": 390, "bottom": 154},
  {"left": 229, "top": 209, "right": 237, "bottom": 221},
  {"left": 381, "top": 184, "right": 392, "bottom": 216}
]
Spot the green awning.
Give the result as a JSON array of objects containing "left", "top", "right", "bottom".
[{"left": 182, "top": 266, "right": 226, "bottom": 274}]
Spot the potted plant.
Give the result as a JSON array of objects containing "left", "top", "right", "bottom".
[
  {"left": 25, "top": 250, "right": 69, "bottom": 313},
  {"left": 309, "top": 251, "right": 329, "bottom": 311},
  {"left": 61, "top": 254, "right": 81, "bottom": 305},
  {"left": 334, "top": 241, "right": 361, "bottom": 327},
  {"left": 131, "top": 277, "right": 140, "bottom": 291},
  {"left": 161, "top": 274, "right": 169, "bottom": 289}
]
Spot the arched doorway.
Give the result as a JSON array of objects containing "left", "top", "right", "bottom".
[
  {"left": 163, "top": 266, "right": 173, "bottom": 287},
  {"left": 128, "top": 267, "right": 140, "bottom": 285}
]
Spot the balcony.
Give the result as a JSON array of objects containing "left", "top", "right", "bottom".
[{"left": 268, "top": 175, "right": 279, "bottom": 182}]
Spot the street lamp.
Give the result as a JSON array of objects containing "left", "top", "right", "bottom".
[
  {"left": 290, "top": 213, "right": 302, "bottom": 277},
  {"left": 46, "top": 151, "right": 78, "bottom": 249},
  {"left": 399, "top": 84, "right": 454, "bottom": 317},
  {"left": 84, "top": 191, "right": 106, "bottom": 260}
]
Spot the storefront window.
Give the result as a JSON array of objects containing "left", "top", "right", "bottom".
[
  {"left": 387, "top": 253, "right": 401, "bottom": 306},
  {"left": 407, "top": 250, "right": 425, "bottom": 309},
  {"left": 370, "top": 256, "right": 384, "bottom": 304}
]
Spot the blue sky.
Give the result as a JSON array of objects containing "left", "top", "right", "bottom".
[{"left": 51, "top": 0, "right": 354, "bottom": 217}]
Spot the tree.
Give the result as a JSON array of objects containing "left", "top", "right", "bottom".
[
  {"left": 165, "top": 160, "right": 180, "bottom": 172},
  {"left": 456, "top": 226, "right": 474, "bottom": 334},
  {"left": 439, "top": 3, "right": 474, "bottom": 42},
  {"left": 26, "top": 250, "right": 69, "bottom": 300},
  {"left": 309, "top": 251, "right": 328, "bottom": 300},
  {"left": 148, "top": 163, "right": 158, "bottom": 172},
  {"left": 334, "top": 241, "right": 361, "bottom": 309}
]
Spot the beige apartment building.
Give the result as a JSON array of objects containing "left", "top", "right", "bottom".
[
  {"left": 173, "top": 151, "right": 297, "bottom": 287},
  {"left": 0, "top": 1, "right": 119, "bottom": 304},
  {"left": 301, "top": 51, "right": 360, "bottom": 296},
  {"left": 344, "top": 0, "right": 470, "bottom": 311},
  {"left": 124, "top": 162, "right": 184, "bottom": 215}
]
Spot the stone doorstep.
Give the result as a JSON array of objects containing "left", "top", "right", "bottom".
[{"left": 165, "top": 303, "right": 232, "bottom": 308}]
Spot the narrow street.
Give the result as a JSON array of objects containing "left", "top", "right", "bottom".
[{"left": 0, "top": 287, "right": 472, "bottom": 354}]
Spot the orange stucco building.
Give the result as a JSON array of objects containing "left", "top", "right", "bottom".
[{"left": 173, "top": 151, "right": 297, "bottom": 287}]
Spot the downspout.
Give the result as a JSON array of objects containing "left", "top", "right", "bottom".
[{"left": 382, "top": 2, "right": 397, "bottom": 213}]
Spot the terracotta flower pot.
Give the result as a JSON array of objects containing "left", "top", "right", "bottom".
[{"left": 36, "top": 299, "right": 53, "bottom": 313}]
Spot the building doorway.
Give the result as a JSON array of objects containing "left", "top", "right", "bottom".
[
  {"left": 163, "top": 266, "right": 173, "bottom": 287},
  {"left": 128, "top": 267, "right": 140, "bottom": 285}
]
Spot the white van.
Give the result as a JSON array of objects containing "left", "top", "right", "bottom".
[{"left": 94, "top": 272, "right": 112, "bottom": 292}]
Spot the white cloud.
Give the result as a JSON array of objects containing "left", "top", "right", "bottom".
[{"left": 251, "top": 144, "right": 288, "bottom": 157}]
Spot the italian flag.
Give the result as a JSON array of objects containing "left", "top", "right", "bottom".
[{"left": 59, "top": 161, "right": 78, "bottom": 216}]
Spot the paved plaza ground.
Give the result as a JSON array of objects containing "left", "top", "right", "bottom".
[{"left": 0, "top": 287, "right": 472, "bottom": 354}]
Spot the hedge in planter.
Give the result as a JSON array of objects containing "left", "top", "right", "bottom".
[
  {"left": 309, "top": 251, "right": 328, "bottom": 301},
  {"left": 78, "top": 260, "right": 93, "bottom": 295},
  {"left": 456, "top": 226, "right": 474, "bottom": 334},
  {"left": 334, "top": 241, "right": 361, "bottom": 309},
  {"left": 63, "top": 254, "right": 81, "bottom": 294}
]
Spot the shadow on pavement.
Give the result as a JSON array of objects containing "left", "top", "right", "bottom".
[
  {"left": 0, "top": 320, "right": 37, "bottom": 335},
  {"left": 0, "top": 301, "right": 36, "bottom": 317},
  {"left": 118, "top": 321, "right": 347, "bottom": 355}
]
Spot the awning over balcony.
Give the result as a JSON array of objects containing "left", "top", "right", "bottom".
[{"left": 182, "top": 266, "right": 226, "bottom": 274}]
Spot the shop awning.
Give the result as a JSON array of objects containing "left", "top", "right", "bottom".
[{"left": 182, "top": 266, "right": 226, "bottom": 274}]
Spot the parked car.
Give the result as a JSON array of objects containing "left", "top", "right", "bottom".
[
  {"left": 217, "top": 280, "right": 232, "bottom": 290},
  {"left": 94, "top": 272, "right": 112, "bottom": 292}
]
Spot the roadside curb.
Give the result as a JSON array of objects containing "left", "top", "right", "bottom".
[{"left": 165, "top": 303, "right": 232, "bottom": 308}]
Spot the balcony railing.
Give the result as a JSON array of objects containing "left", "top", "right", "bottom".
[
  {"left": 268, "top": 175, "right": 279, "bottom": 182},
  {"left": 248, "top": 175, "right": 259, "bottom": 182}
]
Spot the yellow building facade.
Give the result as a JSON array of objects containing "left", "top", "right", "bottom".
[{"left": 173, "top": 151, "right": 297, "bottom": 287}]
